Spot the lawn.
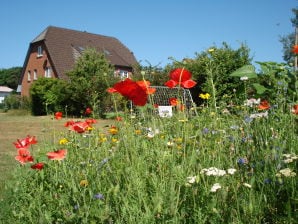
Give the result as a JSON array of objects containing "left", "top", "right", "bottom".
[{"left": 0, "top": 111, "right": 112, "bottom": 199}]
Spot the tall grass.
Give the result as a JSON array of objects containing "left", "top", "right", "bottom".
[{"left": 1, "top": 103, "right": 297, "bottom": 223}]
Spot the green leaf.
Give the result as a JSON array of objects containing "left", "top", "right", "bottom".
[
  {"left": 230, "top": 65, "right": 258, "bottom": 79},
  {"left": 252, "top": 83, "right": 268, "bottom": 94}
]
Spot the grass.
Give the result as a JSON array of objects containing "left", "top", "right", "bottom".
[
  {"left": 0, "top": 110, "right": 112, "bottom": 199},
  {"left": 0, "top": 106, "right": 297, "bottom": 223}
]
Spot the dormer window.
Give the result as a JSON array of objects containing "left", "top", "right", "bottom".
[{"left": 37, "top": 46, "right": 43, "bottom": 57}]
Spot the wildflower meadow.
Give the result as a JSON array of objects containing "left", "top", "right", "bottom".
[{"left": 1, "top": 63, "right": 298, "bottom": 223}]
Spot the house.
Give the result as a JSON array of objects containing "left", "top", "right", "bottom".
[
  {"left": 0, "top": 86, "right": 13, "bottom": 103},
  {"left": 18, "top": 26, "right": 138, "bottom": 96}
]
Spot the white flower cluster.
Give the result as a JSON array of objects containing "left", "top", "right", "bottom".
[
  {"left": 276, "top": 168, "right": 296, "bottom": 177},
  {"left": 244, "top": 98, "right": 260, "bottom": 107},
  {"left": 186, "top": 167, "right": 237, "bottom": 192},
  {"left": 249, "top": 111, "right": 268, "bottom": 119},
  {"left": 282, "top": 153, "right": 298, "bottom": 164}
]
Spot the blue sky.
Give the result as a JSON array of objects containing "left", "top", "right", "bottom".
[{"left": 0, "top": 0, "right": 297, "bottom": 69}]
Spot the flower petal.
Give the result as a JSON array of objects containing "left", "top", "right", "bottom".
[
  {"left": 181, "top": 80, "right": 197, "bottom": 88},
  {"left": 164, "top": 80, "right": 177, "bottom": 88}
]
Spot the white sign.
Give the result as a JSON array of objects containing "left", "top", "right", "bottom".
[{"left": 158, "top": 106, "right": 173, "bottom": 117}]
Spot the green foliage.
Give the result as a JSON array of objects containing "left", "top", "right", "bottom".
[
  {"left": 30, "top": 78, "right": 69, "bottom": 115},
  {"left": 238, "top": 62, "right": 298, "bottom": 103},
  {"left": 0, "top": 67, "right": 22, "bottom": 90},
  {"left": 2, "top": 101, "right": 297, "bottom": 223},
  {"left": 66, "top": 48, "right": 118, "bottom": 117},
  {"left": 170, "top": 42, "right": 252, "bottom": 106},
  {"left": 229, "top": 65, "right": 258, "bottom": 79},
  {"left": 3, "top": 94, "right": 30, "bottom": 110},
  {"left": 133, "top": 61, "right": 168, "bottom": 86}
]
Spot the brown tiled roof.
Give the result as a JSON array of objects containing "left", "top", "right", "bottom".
[{"left": 32, "top": 26, "right": 138, "bottom": 79}]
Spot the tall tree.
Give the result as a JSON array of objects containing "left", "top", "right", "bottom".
[
  {"left": 66, "top": 48, "right": 117, "bottom": 116},
  {"left": 280, "top": 8, "right": 298, "bottom": 64},
  {"left": 0, "top": 67, "right": 22, "bottom": 90}
]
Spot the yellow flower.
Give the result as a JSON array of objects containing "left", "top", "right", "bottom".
[
  {"left": 111, "top": 138, "right": 119, "bottom": 143},
  {"left": 86, "top": 126, "right": 94, "bottom": 131},
  {"left": 59, "top": 138, "right": 69, "bottom": 145},
  {"left": 80, "top": 180, "right": 88, "bottom": 187},
  {"left": 199, "top": 93, "right": 211, "bottom": 100},
  {"left": 109, "top": 127, "right": 118, "bottom": 135},
  {"left": 99, "top": 133, "right": 107, "bottom": 143},
  {"left": 135, "top": 129, "right": 142, "bottom": 135}
]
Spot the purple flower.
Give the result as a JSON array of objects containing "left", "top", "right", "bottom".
[
  {"left": 237, "top": 158, "right": 248, "bottom": 165},
  {"left": 93, "top": 193, "right": 104, "bottom": 200},
  {"left": 202, "top": 128, "right": 209, "bottom": 134}
]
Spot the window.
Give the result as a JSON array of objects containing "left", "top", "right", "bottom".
[
  {"left": 119, "top": 70, "right": 129, "bottom": 79},
  {"left": 33, "top": 69, "right": 37, "bottom": 80},
  {"left": 44, "top": 67, "right": 51, "bottom": 78},
  {"left": 27, "top": 70, "right": 31, "bottom": 82},
  {"left": 37, "top": 46, "right": 43, "bottom": 57}
]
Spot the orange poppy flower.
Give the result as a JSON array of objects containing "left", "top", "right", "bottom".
[
  {"left": 165, "top": 68, "right": 197, "bottom": 89},
  {"left": 15, "top": 148, "right": 34, "bottom": 164},
  {"left": 292, "top": 45, "right": 298, "bottom": 54},
  {"left": 136, "top": 80, "right": 156, "bottom": 95},
  {"left": 169, "top": 97, "right": 178, "bottom": 106},
  {"left": 55, "top": 111, "right": 63, "bottom": 120},
  {"left": 13, "top": 135, "right": 37, "bottom": 149},
  {"left": 31, "top": 162, "right": 44, "bottom": 170},
  {"left": 258, "top": 100, "right": 270, "bottom": 110},
  {"left": 292, "top": 104, "right": 298, "bottom": 115},
  {"left": 47, "top": 149, "right": 67, "bottom": 161}
]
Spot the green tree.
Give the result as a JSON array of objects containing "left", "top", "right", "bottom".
[
  {"left": 166, "top": 42, "right": 252, "bottom": 107},
  {"left": 30, "top": 78, "right": 69, "bottom": 115},
  {"left": 280, "top": 8, "right": 298, "bottom": 64},
  {"left": 66, "top": 48, "right": 117, "bottom": 117},
  {"left": 0, "top": 67, "right": 22, "bottom": 90}
]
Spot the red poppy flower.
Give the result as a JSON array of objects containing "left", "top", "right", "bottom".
[
  {"left": 112, "top": 78, "right": 148, "bottom": 106},
  {"left": 64, "top": 120, "right": 75, "bottom": 127},
  {"left": 85, "top": 118, "right": 97, "bottom": 124},
  {"left": 258, "top": 100, "right": 270, "bottom": 110},
  {"left": 165, "top": 68, "right": 197, "bottom": 89},
  {"left": 47, "top": 149, "right": 67, "bottom": 161},
  {"left": 15, "top": 148, "right": 34, "bottom": 164},
  {"left": 153, "top": 104, "right": 159, "bottom": 108},
  {"left": 106, "top": 87, "right": 117, "bottom": 93},
  {"left": 31, "top": 162, "right": 44, "bottom": 170},
  {"left": 292, "top": 45, "right": 298, "bottom": 54},
  {"left": 69, "top": 121, "right": 90, "bottom": 133},
  {"left": 116, "top": 116, "right": 123, "bottom": 121},
  {"left": 55, "top": 112, "right": 63, "bottom": 120},
  {"left": 169, "top": 97, "right": 178, "bottom": 106},
  {"left": 13, "top": 135, "right": 37, "bottom": 149},
  {"left": 136, "top": 80, "right": 156, "bottom": 95},
  {"left": 85, "top": 107, "right": 92, "bottom": 115},
  {"left": 292, "top": 104, "right": 298, "bottom": 115}
]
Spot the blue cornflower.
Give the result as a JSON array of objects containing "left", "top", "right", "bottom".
[
  {"left": 202, "top": 128, "right": 209, "bottom": 134},
  {"left": 93, "top": 193, "right": 104, "bottom": 200},
  {"left": 237, "top": 158, "right": 248, "bottom": 165}
]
